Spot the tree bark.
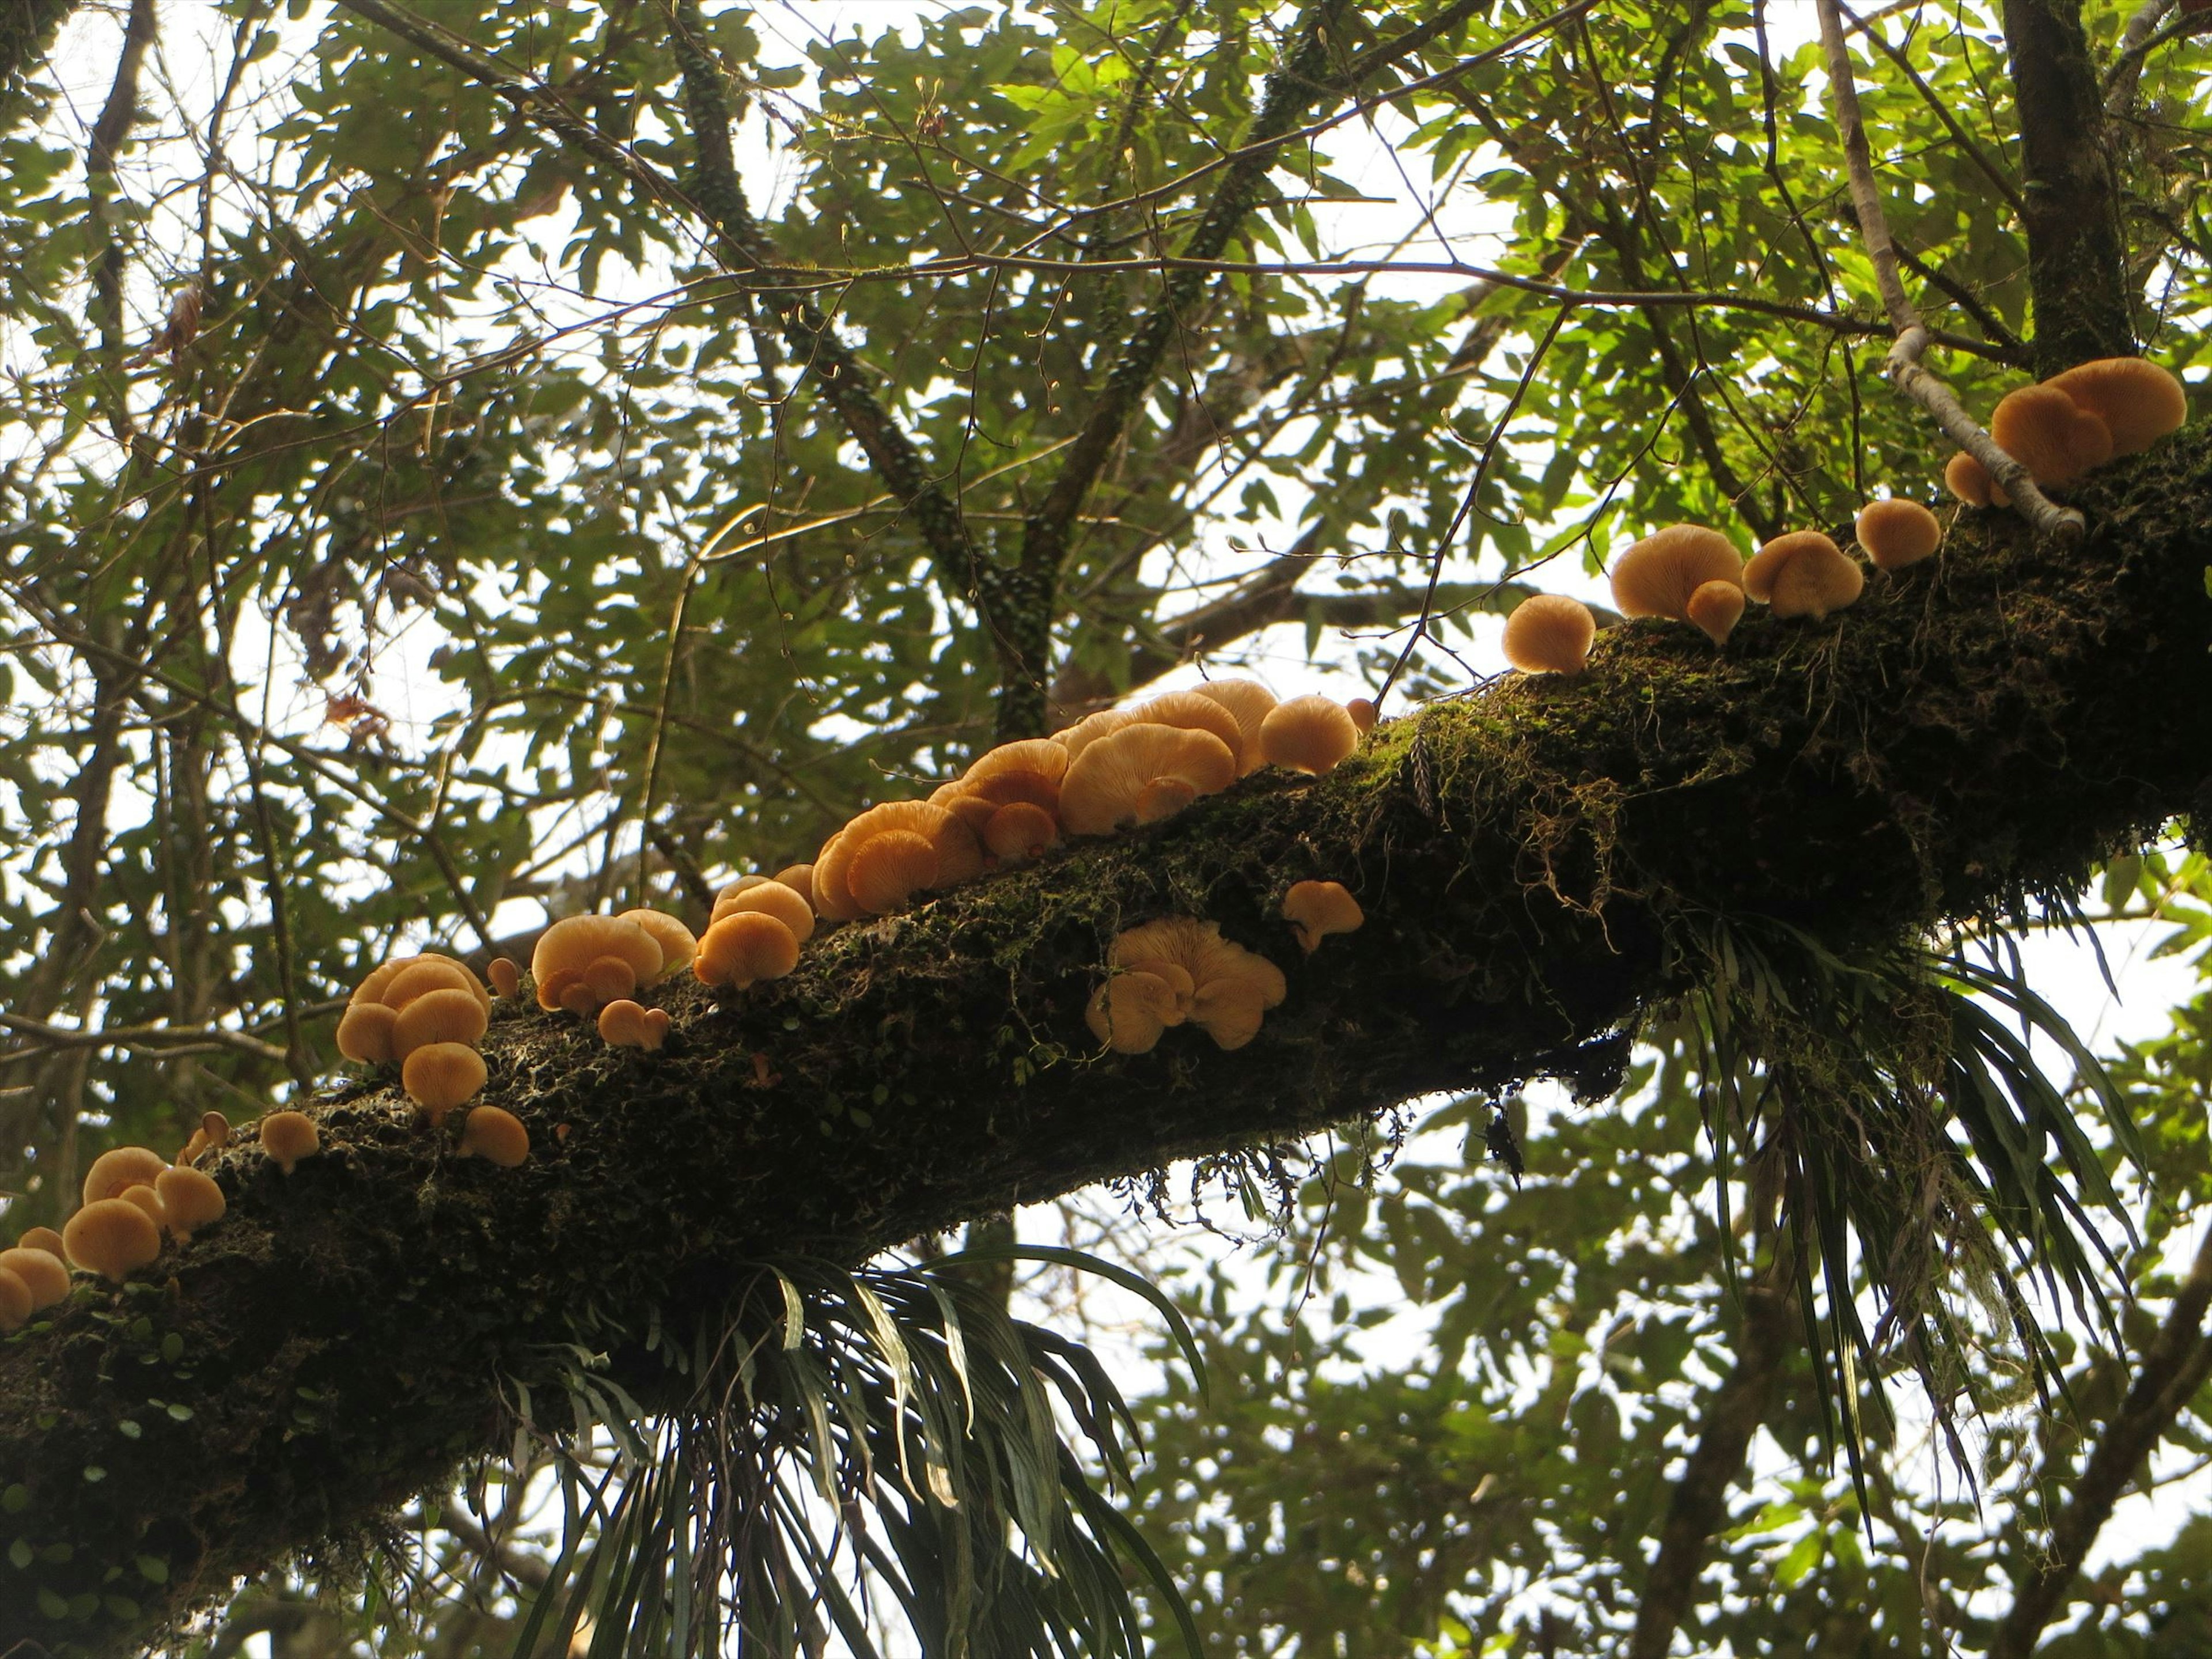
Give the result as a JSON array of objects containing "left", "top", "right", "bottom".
[{"left": 3, "top": 432, "right": 2211, "bottom": 1652}]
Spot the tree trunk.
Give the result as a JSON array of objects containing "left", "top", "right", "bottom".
[{"left": 3, "top": 433, "right": 2210, "bottom": 1651}]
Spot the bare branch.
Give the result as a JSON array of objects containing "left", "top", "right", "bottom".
[{"left": 1813, "top": 0, "right": 2085, "bottom": 541}]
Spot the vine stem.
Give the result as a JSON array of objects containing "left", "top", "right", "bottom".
[{"left": 1812, "top": 0, "right": 2084, "bottom": 542}]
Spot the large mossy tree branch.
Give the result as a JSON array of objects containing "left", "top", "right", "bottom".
[{"left": 4, "top": 434, "right": 2212, "bottom": 1652}]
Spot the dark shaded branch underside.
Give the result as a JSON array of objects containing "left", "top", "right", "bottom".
[{"left": 4, "top": 431, "right": 2212, "bottom": 1652}]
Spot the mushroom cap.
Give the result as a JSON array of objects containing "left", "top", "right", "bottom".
[
  {"left": 0, "top": 1246, "right": 68, "bottom": 1309},
  {"left": 1746, "top": 532, "right": 1865, "bottom": 620},
  {"left": 155, "top": 1166, "right": 226, "bottom": 1241},
  {"left": 1345, "top": 697, "right": 1378, "bottom": 734},
  {"left": 811, "top": 834, "right": 861, "bottom": 922},
  {"left": 1257, "top": 695, "right": 1361, "bottom": 778},
  {"left": 1135, "top": 691, "right": 1250, "bottom": 771},
  {"left": 380, "top": 957, "right": 491, "bottom": 1014},
  {"left": 1109, "top": 915, "right": 1285, "bottom": 1049},
  {"left": 1501, "top": 594, "right": 1597, "bottom": 676},
  {"left": 532, "top": 915, "right": 664, "bottom": 1014},
  {"left": 1989, "top": 383, "right": 2113, "bottom": 484},
  {"left": 63, "top": 1198, "right": 162, "bottom": 1282},
  {"left": 1944, "top": 450, "right": 2009, "bottom": 507},
  {"left": 0, "top": 1268, "right": 27, "bottom": 1332},
  {"left": 963, "top": 738, "right": 1071, "bottom": 810},
  {"left": 353, "top": 952, "right": 488, "bottom": 1009},
  {"left": 1282, "top": 881, "right": 1364, "bottom": 952},
  {"left": 18, "top": 1226, "right": 65, "bottom": 1259},
  {"left": 984, "top": 801, "right": 1059, "bottom": 862},
  {"left": 618, "top": 909, "right": 698, "bottom": 983},
  {"left": 1686, "top": 579, "right": 1746, "bottom": 646},
  {"left": 259, "top": 1110, "right": 321, "bottom": 1174},
  {"left": 1192, "top": 680, "right": 1280, "bottom": 775},
  {"left": 1052, "top": 707, "right": 1147, "bottom": 759},
  {"left": 84, "top": 1146, "right": 169, "bottom": 1207},
  {"left": 713, "top": 877, "right": 816, "bottom": 944},
  {"left": 1084, "top": 971, "right": 1181, "bottom": 1054},
  {"left": 177, "top": 1109, "right": 232, "bottom": 1168},
  {"left": 402, "top": 1042, "right": 488, "bottom": 1122},
  {"left": 2044, "top": 357, "right": 2187, "bottom": 456},
  {"left": 459, "top": 1104, "right": 530, "bottom": 1167},
  {"left": 815, "top": 801, "right": 983, "bottom": 917},
  {"left": 1190, "top": 983, "right": 1269, "bottom": 1051},
  {"left": 774, "top": 863, "right": 816, "bottom": 897},
  {"left": 486, "top": 956, "right": 522, "bottom": 999},
  {"left": 1855, "top": 499, "right": 1944, "bottom": 571},
  {"left": 929, "top": 782, "right": 999, "bottom": 838},
  {"left": 336, "top": 1001, "right": 399, "bottom": 1065},
  {"left": 695, "top": 911, "right": 801, "bottom": 990},
  {"left": 847, "top": 830, "right": 941, "bottom": 914},
  {"left": 1060, "top": 724, "right": 1236, "bottom": 836},
  {"left": 1609, "top": 525, "right": 1744, "bottom": 620},
  {"left": 121, "top": 1183, "right": 168, "bottom": 1231},
  {"left": 391, "top": 986, "right": 489, "bottom": 1061},
  {"left": 598, "top": 999, "right": 671, "bottom": 1050}
]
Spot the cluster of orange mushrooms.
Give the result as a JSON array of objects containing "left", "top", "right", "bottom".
[{"left": 1501, "top": 357, "right": 2187, "bottom": 677}]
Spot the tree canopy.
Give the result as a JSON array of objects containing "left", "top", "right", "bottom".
[{"left": 1, "top": 0, "right": 2211, "bottom": 1652}]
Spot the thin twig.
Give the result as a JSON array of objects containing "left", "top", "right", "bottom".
[
  {"left": 1813, "top": 0, "right": 2084, "bottom": 541},
  {"left": 2105, "top": 0, "right": 2180, "bottom": 112}
]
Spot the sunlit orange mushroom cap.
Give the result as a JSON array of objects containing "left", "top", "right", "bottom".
[
  {"left": 1060, "top": 724, "right": 1236, "bottom": 835},
  {"left": 695, "top": 911, "right": 801, "bottom": 990},
  {"left": 1609, "top": 525, "right": 1743, "bottom": 621},
  {"left": 1257, "top": 696, "right": 1361, "bottom": 777},
  {"left": 1501, "top": 594, "right": 1597, "bottom": 676}
]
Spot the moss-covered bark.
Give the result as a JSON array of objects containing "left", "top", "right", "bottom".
[{"left": 3, "top": 430, "right": 2210, "bottom": 1652}]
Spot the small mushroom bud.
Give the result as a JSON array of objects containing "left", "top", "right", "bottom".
[
  {"left": 695, "top": 911, "right": 801, "bottom": 990},
  {"left": 984, "top": 801, "right": 1058, "bottom": 863},
  {"left": 155, "top": 1166, "right": 225, "bottom": 1241},
  {"left": 598, "top": 999, "right": 671, "bottom": 1051},
  {"left": 336, "top": 1001, "right": 399, "bottom": 1064},
  {"left": 1282, "top": 881, "right": 1364, "bottom": 953},
  {"left": 1501, "top": 594, "right": 1597, "bottom": 676},
  {"left": 63, "top": 1198, "right": 162, "bottom": 1282},
  {"left": 1686, "top": 579, "right": 1746, "bottom": 646},
  {"left": 0, "top": 1246, "right": 69, "bottom": 1310},
  {"left": 259, "top": 1110, "right": 320, "bottom": 1175},
  {"left": 403, "top": 1042, "right": 488, "bottom": 1125},
  {"left": 1743, "top": 531, "right": 1865, "bottom": 621},
  {"left": 17, "top": 1226, "right": 65, "bottom": 1260},
  {"left": 1855, "top": 499, "right": 1943, "bottom": 572},
  {"left": 459, "top": 1105, "right": 529, "bottom": 1167},
  {"left": 2043, "top": 357, "right": 2187, "bottom": 456},
  {"left": 1257, "top": 695, "right": 1361, "bottom": 777},
  {"left": 1944, "top": 452, "right": 2008, "bottom": 507},
  {"left": 1609, "top": 525, "right": 1744, "bottom": 622},
  {"left": 486, "top": 956, "right": 522, "bottom": 999},
  {"left": 1989, "top": 384, "right": 2112, "bottom": 485},
  {"left": 0, "top": 1268, "right": 27, "bottom": 1332},
  {"left": 391, "top": 986, "right": 488, "bottom": 1062},
  {"left": 83, "top": 1146, "right": 168, "bottom": 1207},
  {"left": 1345, "top": 697, "right": 1378, "bottom": 733}
]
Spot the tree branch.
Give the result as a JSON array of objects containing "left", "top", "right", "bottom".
[
  {"left": 3, "top": 433, "right": 2209, "bottom": 1653},
  {"left": 1990, "top": 1214, "right": 2212, "bottom": 1658},
  {"left": 1814, "top": 0, "right": 2086, "bottom": 541}
]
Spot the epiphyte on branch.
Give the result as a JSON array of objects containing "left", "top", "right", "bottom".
[
  {"left": 1687, "top": 580, "right": 1746, "bottom": 646},
  {"left": 459, "top": 1104, "right": 529, "bottom": 1166},
  {"left": 1502, "top": 593, "right": 1597, "bottom": 676},
  {"left": 1855, "top": 499, "right": 1944, "bottom": 571},
  {"left": 695, "top": 910, "right": 802, "bottom": 990},
  {"left": 338, "top": 954, "right": 491, "bottom": 1063},
  {"left": 402, "top": 1043, "right": 487, "bottom": 1125},
  {"left": 156, "top": 1166, "right": 225, "bottom": 1240},
  {"left": 1609, "top": 525, "right": 1746, "bottom": 626},
  {"left": 598, "top": 998, "right": 670, "bottom": 1051},
  {"left": 1105, "top": 917, "right": 1287, "bottom": 1052},
  {"left": 1744, "top": 531, "right": 1866, "bottom": 621},
  {"left": 532, "top": 915, "right": 675, "bottom": 1016},
  {"left": 62, "top": 1197, "right": 161, "bottom": 1282},
  {"left": 259, "top": 1109, "right": 320, "bottom": 1175},
  {"left": 1060, "top": 722, "right": 1237, "bottom": 834},
  {"left": 1257, "top": 695, "right": 1361, "bottom": 778},
  {"left": 1948, "top": 356, "right": 2186, "bottom": 502}
]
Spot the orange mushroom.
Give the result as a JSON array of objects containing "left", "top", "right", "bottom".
[
  {"left": 391, "top": 986, "right": 488, "bottom": 1061},
  {"left": 774, "top": 863, "right": 816, "bottom": 898},
  {"left": 1686, "top": 579, "right": 1746, "bottom": 646},
  {"left": 2042, "top": 357, "right": 2186, "bottom": 456},
  {"left": 813, "top": 801, "right": 983, "bottom": 917},
  {"left": 379, "top": 957, "right": 491, "bottom": 1014},
  {"left": 486, "top": 956, "right": 522, "bottom": 999},
  {"left": 459, "top": 1105, "right": 529, "bottom": 1168},
  {"left": 531, "top": 914, "right": 665, "bottom": 1016},
  {"left": 0, "top": 1245, "right": 68, "bottom": 1310},
  {"left": 1257, "top": 695, "right": 1361, "bottom": 777},
  {"left": 155, "top": 1166, "right": 226, "bottom": 1241},
  {"left": 403, "top": 1042, "right": 487, "bottom": 1125},
  {"left": 1345, "top": 697, "right": 1378, "bottom": 734},
  {"left": 260, "top": 1111, "right": 320, "bottom": 1174},
  {"left": 1609, "top": 525, "right": 1744, "bottom": 622},
  {"left": 1193, "top": 680, "right": 1280, "bottom": 776},
  {"left": 984, "top": 801, "right": 1059, "bottom": 863},
  {"left": 63, "top": 1198, "right": 162, "bottom": 1282},
  {"left": 1084, "top": 971, "right": 1184, "bottom": 1055},
  {"left": 1059, "top": 724, "right": 1236, "bottom": 835},
  {"left": 120, "top": 1184, "right": 166, "bottom": 1232},
  {"left": 1989, "top": 383, "right": 2112, "bottom": 485},
  {"left": 1134, "top": 691, "right": 1250, "bottom": 772},
  {"left": 84, "top": 1146, "right": 168, "bottom": 1207},
  {"left": 336, "top": 1001, "right": 399, "bottom": 1065},
  {"left": 1282, "top": 881, "right": 1364, "bottom": 953},
  {"left": 617, "top": 909, "right": 698, "bottom": 983},
  {"left": 18, "top": 1226, "right": 65, "bottom": 1260},
  {"left": 695, "top": 911, "right": 801, "bottom": 990},
  {"left": 714, "top": 876, "right": 816, "bottom": 944},
  {"left": 1945, "top": 451, "right": 2008, "bottom": 507},
  {"left": 1107, "top": 917, "right": 1287, "bottom": 1051},
  {"left": 1855, "top": 499, "right": 1943, "bottom": 572},
  {"left": 1052, "top": 707, "right": 1147, "bottom": 759},
  {"left": 599, "top": 999, "right": 672, "bottom": 1051},
  {"left": 1501, "top": 594, "right": 1597, "bottom": 676},
  {"left": 0, "top": 1268, "right": 28, "bottom": 1332},
  {"left": 961, "top": 738, "right": 1071, "bottom": 813},
  {"left": 1743, "top": 531, "right": 1865, "bottom": 620}
]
